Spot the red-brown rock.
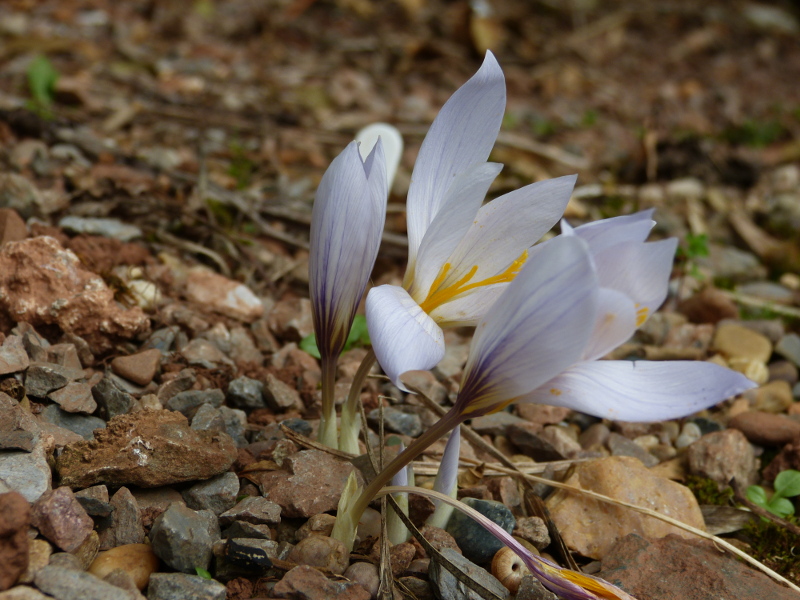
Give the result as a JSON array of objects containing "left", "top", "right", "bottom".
[
  {"left": 31, "top": 487, "right": 94, "bottom": 552},
  {"left": 110, "top": 349, "right": 162, "bottom": 386},
  {"left": 728, "top": 411, "right": 800, "bottom": 446},
  {"left": 0, "top": 491, "right": 30, "bottom": 590},
  {"left": 272, "top": 565, "right": 370, "bottom": 600}
]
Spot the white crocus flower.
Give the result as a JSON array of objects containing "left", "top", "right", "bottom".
[
  {"left": 366, "top": 51, "right": 577, "bottom": 388},
  {"left": 309, "top": 139, "right": 388, "bottom": 446},
  {"left": 517, "top": 210, "right": 756, "bottom": 421}
]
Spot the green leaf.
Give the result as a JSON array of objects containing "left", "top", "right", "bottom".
[
  {"left": 345, "top": 314, "right": 370, "bottom": 350},
  {"left": 299, "top": 333, "right": 321, "bottom": 359},
  {"left": 767, "top": 497, "right": 796, "bottom": 519},
  {"left": 195, "top": 567, "right": 212, "bottom": 579},
  {"left": 27, "top": 55, "right": 59, "bottom": 107},
  {"left": 774, "top": 469, "right": 800, "bottom": 498},
  {"left": 746, "top": 485, "right": 769, "bottom": 508}
]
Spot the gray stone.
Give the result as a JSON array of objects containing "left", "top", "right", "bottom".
[
  {"left": 190, "top": 403, "right": 226, "bottom": 433},
  {"left": 776, "top": 333, "right": 800, "bottom": 368},
  {"left": 47, "top": 344, "right": 83, "bottom": 373},
  {"left": 156, "top": 369, "right": 196, "bottom": 403},
  {"left": 280, "top": 418, "right": 312, "bottom": 438},
  {"left": 0, "top": 586, "right": 53, "bottom": 599},
  {"left": 98, "top": 486, "right": 144, "bottom": 550},
  {"left": 180, "top": 339, "right": 234, "bottom": 369},
  {"left": 25, "top": 362, "right": 81, "bottom": 398},
  {"left": 507, "top": 424, "right": 564, "bottom": 461},
  {"left": 219, "top": 496, "right": 281, "bottom": 527},
  {"left": 147, "top": 573, "right": 227, "bottom": 600},
  {"left": 143, "top": 327, "right": 178, "bottom": 352},
  {"left": 263, "top": 374, "right": 303, "bottom": 411},
  {"left": 91, "top": 377, "right": 136, "bottom": 419},
  {"left": 222, "top": 521, "right": 273, "bottom": 539},
  {"left": 607, "top": 433, "right": 659, "bottom": 467},
  {"left": 34, "top": 565, "right": 139, "bottom": 600},
  {"left": 166, "top": 388, "right": 225, "bottom": 417},
  {"left": 446, "top": 498, "right": 515, "bottom": 566},
  {"left": 219, "top": 406, "right": 248, "bottom": 447},
  {"left": 74, "top": 485, "right": 112, "bottom": 517},
  {"left": 469, "top": 411, "right": 527, "bottom": 436},
  {"left": 0, "top": 430, "right": 37, "bottom": 451},
  {"left": 0, "top": 444, "right": 51, "bottom": 502},
  {"left": 183, "top": 472, "right": 240, "bottom": 516},
  {"left": 0, "top": 335, "right": 29, "bottom": 375},
  {"left": 48, "top": 382, "right": 96, "bottom": 414},
  {"left": 687, "top": 429, "right": 759, "bottom": 490},
  {"left": 428, "top": 548, "right": 509, "bottom": 600},
  {"left": 149, "top": 503, "right": 220, "bottom": 573},
  {"left": 516, "top": 575, "right": 558, "bottom": 600},
  {"left": 21, "top": 330, "right": 50, "bottom": 363},
  {"left": 227, "top": 376, "right": 266, "bottom": 409},
  {"left": 367, "top": 406, "right": 422, "bottom": 437},
  {"left": 40, "top": 404, "right": 106, "bottom": 440},
  {"left": 513, "top": 517, "right": 551, "bottom": 550}
]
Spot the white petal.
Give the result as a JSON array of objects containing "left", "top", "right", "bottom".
[
  {"left": 428, "top": 283, "right": 506, "bottom": 326},
  {"left": 310, "top": 142, "right": 386, "bottom": 356},
  {"left": 582, "top": 288, "right": 637, "bottom": 362},
  {"left": 565, "top": 209, "right": 656, "bottom": 253},
  {"left": 366, "top": 285, "right": 445, "bottom": 390},
  {"left": 593, "top": 238, "right": 677, "bottom": 322},
  {"left": 456, "top": 236, "right": 598, "bottom": 415},
  {"left": 521, "top": 360, "right": 757, "bottom": 421},
  {"left": 406, "top": 52, "right": 506, "bottom": 266},
  {"left": 410, "top": 162, "right": 503, "bottom": 299},
  {"left": 445, "top": 175, "right": 577, "bottom": 283},
  {"left": 356, "top": 123, "right": 403, "bottom": 191}
]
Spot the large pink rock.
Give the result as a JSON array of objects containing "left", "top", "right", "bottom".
[
  {"left": 0, "top": 236, "right": 149, "bottom": 352},
  {"left": 0, "top": 491, "right": 30, "bottom": 590}
]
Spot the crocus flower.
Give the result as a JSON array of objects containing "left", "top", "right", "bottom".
[
  {"left": 309, "top": 139, "right": 388, "bottom": 446},
  {"left": 379, "top": 485, "right": 639, "bottom": 600},
  {"left": 333, "top": 234, "right": 754, "bottom": 550},
  {"left": 366, "top": 51, "right": 577, "bottom": 388},
  {"left": 426, "top": 426, "right": 460, "bottom": 529}
]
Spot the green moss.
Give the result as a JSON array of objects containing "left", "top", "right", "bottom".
[
  {"left": 685, "top": 475, "right": 733, "bottom": 506},
  {"left": 741, "top": 519, "right": 800, "bottom": 581}
]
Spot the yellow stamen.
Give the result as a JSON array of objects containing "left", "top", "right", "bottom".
[
  {"left": 418, "top": 250, "right": 528, "bottom": 314},
  {"left": 635, "top": 304, "right": 649, "bottom": 327}
]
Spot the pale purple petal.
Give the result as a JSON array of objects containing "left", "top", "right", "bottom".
[
  {"left": 581, "top": 288, "right": 637, "bottom": 362},
  {"left": 565, "top": 209, "right": 656, "bottom": 252},
  {"left": 520, "top": 360, "right": 757, "bottom": 421},
  {"left": 410, "top": 162, "right": 503, "bottom": 299},
  {"left": 366, "top": 284, "right": 445, "bottom": 390},
  {"left": 310, "top": 141, "right": 387, "bottom": 358},
  {"left": 456, "top": 236, "right": 598, "bottom": 416},
  {"left": 406, "top": 52, "right": 506, "bottom": 266},
  {"left": 444, "top": 174, "right": 578, "bottom": 284},
  {"left": 356, "top": 123, "right": 403, "bottom": 190},
  {"left": 592, "top": 238, "right": 678, "bottom": 324},
  {"left": 432, "top": 427, "right": 460, "bottom": 498}
]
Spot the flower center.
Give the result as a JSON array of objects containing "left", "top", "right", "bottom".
[{"left": 418, "top": 250, "right": 528, "bottom": 314}]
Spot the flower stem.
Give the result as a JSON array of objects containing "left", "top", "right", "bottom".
[
  {"left": 344, "top": 407, "right": 463, "bottom": 546},
  {"left": 318, "top": 355, "right": 338, "bottom": 447},
  {"left": 339, "top": 349, "right": 376, "bottom": 453}
]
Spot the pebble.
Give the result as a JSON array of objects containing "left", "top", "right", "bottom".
[
  {"left": 546, "top": 456, "right": 704, "bottom": 559},
  {"left": 0, "top": 444, "right": 52, "bottom": 503},
  {"left": 218, "top": 406, "right": 248, "bottom": 447},
  {"left": 266, "top": 298, "right": 314, "bottom": 341},
  {"left": 90, "top": 377, "right": 136, "bottom": 420},
  {"left": 223, "top": 521, "right": 273, "bottom": 540},
  {"left": 47, "top": 344, "right": 83, "bottom": 372},
  {"left": 539, "top": 425, "right": 582, "bottom": 459},
  {"left": 24, "top": 362, "right": 80, "bottom": 398},
  {"left": 147, "top": 573, "right": 227, "bottom": 600},
  {"left": 165, "top": 388, "right": 225, "bottom": 417},
  {"left": 579, "top": 422, "right": 610, "bottom": 449},
  {"left": 428, "top": 548, "right": 510, "bottom": 600},
  {"left": 58, "top": 217, "right": 142, "bottom": 242},
  {"left": 0, "top": 208, "right": 28, "bottom": 247},
  {"left": 98, "top": 487, "right": 144, "bottom": 549},
  {"left": 287, "top": 535, "right": 349, "bottom": 575},
  {"left": 728, "top": 411, "right": 800, "bottom": 446},
  {"left": 39, "top": 405, "right": 105, "bottom": 441},
  {"left": 768, "top": 360, "right": 798, "bottom": 384},
  {"left": 190, "top": 403, "right": 226, "bottom": 433},
  {"left": 686, "top": 429, "right": 758, "bottom": 489},
  {"left": 675, "top": 421, "right": 702, "bottom": 449},
  {"left": 0, "top": 336, "right": 29, "bottom": 375},
  {"left": 55, "top": 410, "right": 238, "bottom": 488},
  {"left": 263, "top": 374, "right": 304, "bottom": 411},
  {"left": 179, "top": 339, "right": 234, "bottom": 369},
  {"left": 31, "top": 487, "right": 94, "bottom": 552},
  {"left": 446, "top": 498, "right": 515, "bottom": 566},
  {"left": 182, "top": 472, "right": 240, "bottom": 516},
  {"left": 712, "top": 323, "right": 772, "bottom": 362},
  {"left": 598, "top": 533, "right": 799, "bottom": 600},
  {"left": 70, "top": 530, "right": 99, "bottom": 571},
  {"left": 74, "top": 486, "right": 111, "bottom": 517},
  {"left": 48, "top": 383, "right": 96, "bottom": 414},
  {"left": 401, "top": 370, "right": 449, "bottom": 404},
  {"left": 367, "top": 406, "right": 422, "bottom": 437},
  {"left": 89, "top": 544, "right": 158, "bottom": 591},
  {"left": 516, "top": 575, "right": 558, "bottom": 600},
  {"left": 272, "top": 565, "right": 370, "bottom": 600},
  {"left": 18, "top": 539, "right": 51, "bottom": 585},
  {"left": 225, "top": 538, "right": 278, "bottom": 571},
  {"left": 507, "top": 423, "right": 564, "bottom": 461},
  {"left": 516, "top": 403, "right": 572, "bottom": 426},
  {"left": 184, "top": 267, "right": 264, "bottom": 323},
  {"left": 607, "top": 432, "right": 659, "bottom": 467},
  {"left": 148, "top": 503, "right": 220, "bottom": 573},
  {"left": 110, "top": 349, "right": 162, "bottom": 386},
  {"left": 257, "top": 449, "right": 364, "bottom": 518},
  {"left": 0, "top": 491, "right": 30, "bottom": 590},
  {"left": 747, "top": 379, "right": 793, "bottom": 413},
  {"left": 513, "top": 517, "right": 550, "bottom": 550},
  {"left": 469, "top": 412, "right": 527, "bottom": 436},
  {"left": 343, "top": 562, "right": 380, "bottom": 599},
  {"left": 219, "top": 496, "right": 281, "bottom": 527},
  {"left": 226, "top": 376, "right": 266, "bottom": 409},
  {"left": 295, "top": 513, "right": 336, "bottom": 541},
  {"left": 34, "top": 565, "right": 140, "bottom": 600},
  {"left": 727, "top": 357, "right": 769, "bottom": 385},
  {"left": 776, "top": 333, "right": 800, "bottom": 368}
]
